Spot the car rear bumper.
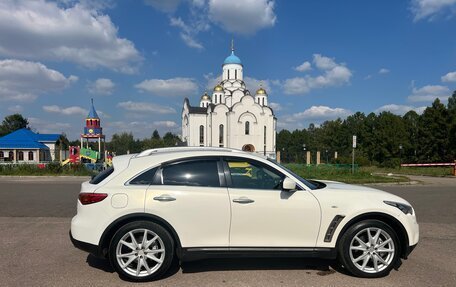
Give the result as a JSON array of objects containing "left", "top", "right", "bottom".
[{"left": 69, "top": 230, "right": 103, "bottom": 257}]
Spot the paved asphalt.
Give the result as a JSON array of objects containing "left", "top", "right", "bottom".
[{"left": 0, "top": 176, "right": 455, "bottom": 286}]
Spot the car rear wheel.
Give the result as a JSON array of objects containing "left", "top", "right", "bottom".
[
  {"left": 109, "top": 221, "right": 174, "bottom": 282},
  {"left": 338, "top": 220, "right": 400, "bottom": 278}
]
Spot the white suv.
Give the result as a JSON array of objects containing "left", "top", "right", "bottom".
[{"left": 70, "top": 147, "right": 419, "bottom": 281}]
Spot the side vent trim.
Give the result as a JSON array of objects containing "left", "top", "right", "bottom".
[{"left": 324, "top": 215, "right": 345, "bottom": 242}]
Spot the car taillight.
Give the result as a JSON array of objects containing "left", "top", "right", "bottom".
[{"left": 79, "top": 193, "right": 108, "bottom": 205}]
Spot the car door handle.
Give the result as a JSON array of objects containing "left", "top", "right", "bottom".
[
  {"left": 232, "top": 197, "right": 254, "bottom": 204},
  {"left": 153, "top": 194, "right": 176, "bottom": 202}
]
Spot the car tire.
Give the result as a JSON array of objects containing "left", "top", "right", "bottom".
[
  {"left": 337, "top": 219, "right": 400, "bottom": 278},
  {"left": 109, "top": 221, "right": 174, "bottom": 282}
]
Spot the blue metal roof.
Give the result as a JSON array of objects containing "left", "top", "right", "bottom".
[
  {"left": 224, "top": 51, "right": 242, "bottom": 65},
  {"left": 36, "top": 134, "right": 60, "bottom": 142},
  {"left": 87, "top": 99, "right": 100, "bottom": 119},
  {"left": 0, "top": 128, "right": 59, "bottom": 149}
]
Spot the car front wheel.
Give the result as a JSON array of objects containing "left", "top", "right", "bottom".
[
  {"left": 338, "top": 219, "right": 400, "bottom": 278},
  {"left": 109, "top": 221, "right": 174, "bottom": 281}
]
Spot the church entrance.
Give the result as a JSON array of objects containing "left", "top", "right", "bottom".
[{"left": 242, "top": 144, "right": 255, "bottom": 152}]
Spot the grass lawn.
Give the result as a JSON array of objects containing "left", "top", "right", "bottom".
[
  {"left": 363, "top": 166, "right": 454, "bottom": 177},
  {"left": 286, "top": 164, "right": 410, "bottom": 184}
]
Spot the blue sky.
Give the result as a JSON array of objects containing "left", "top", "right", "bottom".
[{"left": 0, "top": 0, "right": 456, "bottom": 140}]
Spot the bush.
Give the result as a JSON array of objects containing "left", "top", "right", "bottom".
[{"left": 0, "top": 162, "right": 94, "bottom": 176}]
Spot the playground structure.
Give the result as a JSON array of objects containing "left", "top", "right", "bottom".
[
  {"left": 61, "top": 146, "right": 99, "bottom": 166},
  {"left": 61, "top": 99, "right": 112, "bottom": 169},
  {"left": 80, "top": 99, "right": 106, "bottom": 163}
]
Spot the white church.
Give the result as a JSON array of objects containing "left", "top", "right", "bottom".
[{"left": 182, "top": 43, "right": 276, "bottom": 157}]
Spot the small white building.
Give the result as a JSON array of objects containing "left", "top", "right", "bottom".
[
  {"left": 0, "top": 128, "right": 61, "bottom": 163},
  {"left": 182, "top": 45, "right": 276, "bottom": 157}
]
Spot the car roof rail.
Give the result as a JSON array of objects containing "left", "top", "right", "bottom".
[{"left": 134, "top": 146, "right": 242, "bottom": 158}]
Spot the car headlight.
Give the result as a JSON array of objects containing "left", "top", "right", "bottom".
[{"left": 384, "top": 201, "right": 413, "bottom": 215}]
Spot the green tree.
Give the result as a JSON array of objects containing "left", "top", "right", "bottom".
[
  {"left": 108, "top": 132, "right": 137, "bottom": 155},
  {"left": 0, "top": 114, "right": 29, "bottom": 136},
  {"left": 417, "top": 99, "right": 450, "bottom": 162},
  {"left": 447, "top": 91, "right": 456, "bottom": 159},
  {"left": 152, "top": 130, "right": 160, "bottom": 140}
]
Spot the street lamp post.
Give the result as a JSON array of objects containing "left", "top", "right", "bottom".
[
  {"left": 399, "top": 144, "right": 403, "bottom": 168},
  {"left": 325, "top": 149, "right": 329, "bottom": 164}
]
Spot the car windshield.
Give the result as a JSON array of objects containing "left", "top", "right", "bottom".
[{"left": 267, "top": 158, "right": 318, "bottom": 190}]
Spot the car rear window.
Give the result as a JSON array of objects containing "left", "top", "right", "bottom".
[
  {"left": 90, "top": 167, "right": 114, "bottom": 184},
  {"left": 129, "top": 167, "right": 158, "bottom": 185}
]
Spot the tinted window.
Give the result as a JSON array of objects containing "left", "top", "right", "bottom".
[
  {"left": 129, "top": 167, "right": 158, "bottom": 185},
  {"left": 226, "top": 159, "right": 284, "bottom": 190},
  {"left": 162, "top": 160, "right": 220, "bottom": 187},
  {"left": 90, "top": 167, "right": 114, "bottom": 184}
]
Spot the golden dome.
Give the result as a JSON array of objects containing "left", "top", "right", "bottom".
[
  {"left": 256, "top": 87, "right": 267, "bottom": 95},
  {"left": 200, "top": 92, "right": 210, "bottom": 101},
  {"left": 214, "top": 84, "right": 223, "bottom": 92}
]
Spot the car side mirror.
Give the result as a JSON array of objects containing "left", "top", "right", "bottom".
[{"left": 282, "top": 177, "right": 297, "bottom": 191}]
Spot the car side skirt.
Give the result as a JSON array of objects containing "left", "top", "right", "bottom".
[{"left": 179, "top": 247, "right": 337, "bottom": 262}]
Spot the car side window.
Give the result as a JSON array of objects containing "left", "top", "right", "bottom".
[
  {"left": 226, "top": 159, "right": 284, "bottom": 190},
  {"left": 129, "top": 167, "right": 158, "bottom": 185},
  {"left": 162, "top": 160, "right": 220, "bottom": 187}
]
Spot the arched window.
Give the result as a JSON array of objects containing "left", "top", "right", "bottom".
[
  {"left": 8, "top": 151, "right": 13, "bottom": 160},
  {"left": 219, "top": 124, "right": 224, "bottom": 147},
  {"left": 245, "top": 121, "right": 250, "bottom": 135},
  {"left": 235, "top": 69, "right": 237, "bottom": 79},
  {"left": 28, "top": 151, "right": 34, "bottom": 161},
  {"left": 199, "top": 125, "right": 204, "bottom": 146},
  {"left": 214, "top": 95, "right": 217, "bottom": 104},
  {"left": 264, "top": 126, "right": 267, "bottom": 144},
  {"left": 18, "top": 151, "right": 24, "bottom": 161},
  {"left": 0, "top": 151, "right": 3, "bottom": 158},
  {"left": 227, "top": 70, "right": 230, "bottom": 79},
  {"left": 262, "top": 97, "right": 265, "bottom": 106}
]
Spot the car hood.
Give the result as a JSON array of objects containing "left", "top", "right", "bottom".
[{"left": 311, "top": 180, "right": 410, "bottom": 205}]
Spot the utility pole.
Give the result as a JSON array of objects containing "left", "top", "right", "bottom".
[{"left": 352, "top": 135, "right": 357, "bottom": 174}]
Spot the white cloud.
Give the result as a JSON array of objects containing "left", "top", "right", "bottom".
[
  {"left": 144, "top": 0, "right": 181, "bottom": 13},
  {"left": 379, "top": 68, "right": 390, "bottom": 74},
  {"left": 0, "top": 0, "right": 141, "bottom": 73},
  {"left": 441, "top": 71, "right": 456, "bottom": 82},
  {"left": 135, "top": 77, "right": 199, "bottom": 96},
  {"left": 374, "top": 104, "right": 427, "bottom": 115},
  {"left": 180, "top": 33, "right": 204, "bottom": 50},
  {"left": 283, "top": 106, "right": 352, "bottom": 122},
  {"left": 411, "top": 0, "right": 456, "bottom": 21},
  {"left": 169, "top": 4, "right": 209, "bottom": 50},
  {"left": 153, "top": 120, "right": 178, "bottom": 128},
  {"left": 208, "top": 0, "right": 276, "bottom": 35},
  {"left": 204, "top": 73, "right": 221, "bottom": 90},
  {"left": 117, "top": 101, "right": 176, "bottom": 114},
  {"left": 28, "top": 117, "right": 72, "bottom": 134},
  {"left": 279, "top": 105, "right": 351, "bottom": 129},
  {"left": 42, "top": 105, "right": 87, "bottom": 116},
  {"left": 0, "top": 59, "right": 76, "bottom": 102},
  {"left": 294, "top": 61, "right": 312, "bottom": 72},
  {"left": 8, "top": 105, "right": 23, "bottom": 113},
  {"left": 244, "top": 77, "right": 273, "bottom": 94},
  {"left": 408, "top": 84, "right": 450, "bottom": 102},
  {"left": 88, "top": 78, "right": 115, "bottom": 95},
  {"left": 284, "top": 54, "right": 352, "bottom": 95},
  {"left": 269, "top": 102, "right": 282, "bottom": 111},
  {"left": 313, "top": 54, "right": 338, "bottom": 70}
]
